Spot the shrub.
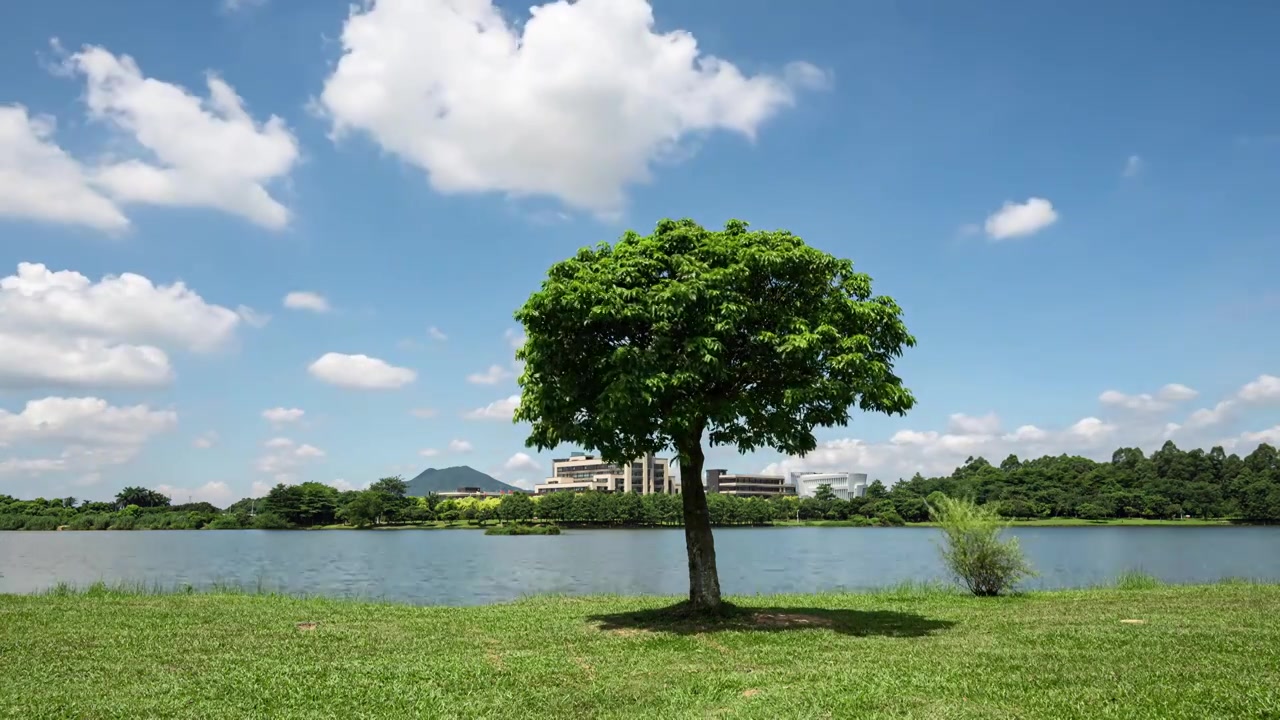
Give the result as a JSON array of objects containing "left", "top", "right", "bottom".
[
  {"left": 23, "top": 515, "right": 60, "bottom": 531},
  {"left": 251, "top": 512, "right": 290, "bottom": 530},
  {"left": 108, "top": 515, "right": 136, "bottom": 530},
  {"left": 484, "top": 524, "right": 561, "bottom": 536},
  {"left": 928, "top": 495, "right": 1034, "bottom": 596},
  {"left": 876, "top": 510, "right": 906, "bottom": 526},
  {"left": 0, "top": 514, "right": 26, "bottom": 530},
  {"left": 205, "top": 515, "right": 244, "bottom": 530}
]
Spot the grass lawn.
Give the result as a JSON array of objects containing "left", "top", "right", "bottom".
[{"left": 2, "top": 583, "right": 1278, "bottom": 719}]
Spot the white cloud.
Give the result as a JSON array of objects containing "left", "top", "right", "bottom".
[
  {"left": 1123, "top": 154, "right": 1143, "bottom": 178},
  {"left": 946, "top": 412, "right": 1000, "bottom": 436},
  {"left": 294, "top": 444, "right": 325, "bottom": 458},
  {"left": 262, "top": 407, "right": 304, "bottom": 424},
  {"left": 223, "top": 0, "right": 267, "bottom": 12},
  {"left": 419, "top": 448, "right": 439, "bottom": 457},
  {"left": 236, "top": 305, "right": 271, "bottom": 328},
  {"left": 464, "top": 394, "right": 520, "bottom": 421},
  {"left": 329, "top": 478, "right": 369, "bottom": 493},
  {"left": 62, "top": 45, "right": 299, "bottom": 229},
  {"left": 761, "top": 375, "right": 1274, "bottom": 482},
  {"left": 193, "top": 431, "right": 219, "bottom": 449},
  {"left": 409, "top": 407, "right": 437, "bottom": 419},
  {"left": 0, "top": 396, "right": 176, "bottom": 478},
  {"left": 1238, "top": 374, "right": 1280, "bottom": 403},
  {"left": 504, "top": 451, "right": 540, "bottom": 472},
  {"left": 505, "top": 328, "right": 526, "bottom": 350},
  {"left": 1099, "top": 383, "right": 1199, "bottom": 413},
  {"left": 448, "top": 439, "right": 473, "bottom": 453},
  {"left": 318, "top": 0, "right": 823, "bottom": 214},
  {"left": 308, "top": 352, "right": 416, "bottom": 389},
  {"left": 1181, "top": 374, "right": 1280, "bottom": 429},
  {"left": 283, "top": 291, "right": 330, "bottom": 313},
  {"left": 255, "top": 436, "right": 326, "bottom": 478},
  {"left": 428, "top": 326, "right": 447, "bottom": 341},
  {"left": 467, "top": 364, "right": 513, "bottom": 385},
  {"left": 156, "top": 481, "right": 235, "bottom": 506},
  {"left": 250, "top": 480, "right": 272, "bottom": 498},
  {"left": 0, "top": 262, "right": 241, "bottom": 389},
  {"left": 983, "top": 197, "right": 1058, "bottom": 241},
  {"left": 0, "top": 105, "right": 128, "bottom": 231}
]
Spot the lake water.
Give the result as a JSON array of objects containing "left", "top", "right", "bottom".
[{"left": 2, "top": 526, "right": 1278, "bottom": 605}]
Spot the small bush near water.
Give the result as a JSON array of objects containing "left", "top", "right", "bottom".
[
  {"left": 929, "top": 495, "right": 1034, "bottom": 596},
  {"left": 484, "top": 524, "right": 561, "bottom": 536}
]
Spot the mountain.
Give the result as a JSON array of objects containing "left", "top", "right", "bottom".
[{"left": 405, "top": 465, "right": 523, "bottom": 495}]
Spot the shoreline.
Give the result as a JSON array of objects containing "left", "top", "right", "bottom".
[{"left": 4, "top": 516, "right": 1261, "bottom": 532}]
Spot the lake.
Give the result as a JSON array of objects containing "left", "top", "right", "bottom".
[{"left": 2, "top": 526, "right": 1278, "bottom": 604}]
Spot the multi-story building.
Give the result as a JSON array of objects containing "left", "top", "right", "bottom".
[
  {"left": 534, "top": 451, "right": 675, "bottom": 495},
  {"left": 789, "top": 471, "right": 868, "bottom": 500},
  {"left": 704, "top": 469, "right": 795, "bottom": 498}
]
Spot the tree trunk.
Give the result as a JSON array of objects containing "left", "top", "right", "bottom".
[{"left": 677, "top": 440, "right": 722, "bottom": 612}]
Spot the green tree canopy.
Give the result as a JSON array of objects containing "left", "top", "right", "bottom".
[{"left": 514, "top": 218, "right": 915, "bottom": 610}]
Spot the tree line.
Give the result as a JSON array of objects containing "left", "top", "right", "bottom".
[{"left": 1, "top": 440, "right": 1276, "bottom": 531}]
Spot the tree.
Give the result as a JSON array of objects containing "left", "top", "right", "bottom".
[
  {"left": 114, "top": 486, "right": 170, "bottom": 509},
  {"left": 514, "top": 218, "right": 915, "bottom": 611},
  {"left": 813, "top": 484, "right": 837, "bottom": 502},
  {"left": 339, "top": 491, "right": 384, "bottom": 528},
  {"left": 498, "top": 493, "right": 535, "bottom": 523}
]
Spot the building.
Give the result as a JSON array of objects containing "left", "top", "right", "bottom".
[
  {"left": 534, "top": 451, "right": 675, "bottom": 495},
  {"left": 789, "top": 471, "right": 868, "bottom": 500},
  {"left": 435, "top": 487, "right": 529, "bottom": 499},
  {"left": 704, "top": 469, "right": 795, "bottom": 498}
]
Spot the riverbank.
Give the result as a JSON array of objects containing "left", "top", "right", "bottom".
[{"left": 2, "top": 583, "right": 1277, "bottom": 719}]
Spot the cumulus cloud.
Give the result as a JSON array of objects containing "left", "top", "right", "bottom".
[
  {"left": 419, "top": 448, "right": 439, "bottom": 457},
  {"left": 428, "top": 326, "right": 447, "bottom": 341},
  {"left": 467, "top": 364, "right": 513, "bottom": 385},
  {"left": 1123, "top": 154, "right": 1143, "bottom": 178},
  {"left": 156, "top": 481, "right": 235, "bottom": 506},
  {"left": 0, "top": 396, "right": 176, "bottom": 479},
  {"left": 193, "top": 431, "right": 219, "bottom": 449},
  {"left": 254, "top": 436, "right": 325, "bottom": 481},
  {"left": 464, "top": 394, "right": 520, "bottom": 421},
  {"left": 448, "top": 439, "right": 473, "bottom": 453},
  {"left": 0, "top": 262, "right": 241, "bottom": 389},
  {"left": 1181, "top": 374, "right": 1280, "bottom": 429},
  {"left": 504, "top": 452, "right": 541, "bottom": 472},
  {"left": 236, "top": 305, "right": 271, "bottom": 328},
  {"left": 317, "top": 0, "right": 824, "bottom": 214},
  {"left": 329, "top": 478, "right": 369, "bottom": 493},
  {"left": 308, "top": 352, "right": 416, "bottom": 389},
  {"left": 0, "top": 105, "right": 128, "bottom": 231},
  {"left": 262, "top": 407, "right": 304, "bottom": 424},
  {"left": 761, "top": 374, "right": 1279, "bottom": 482},
  {"left": 61, "top": 45, "right": 298, "bottom": 228},
  {"left": 984, "top": 197, "right": 1058, "bottom": 241},
  {"left": 1099, "top": 383, "right": 1199, "bottom": 413},
  {"left": 283, "top": 291, "right": 330, "bottom": 313}
]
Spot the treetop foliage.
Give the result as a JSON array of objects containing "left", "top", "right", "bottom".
[{"left": 514, "top": 218, "right": 916, "bottom": 463}]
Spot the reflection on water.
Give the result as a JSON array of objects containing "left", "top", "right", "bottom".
[{"left": 1, "top": 526, "right": 1277, "bottom": 605}]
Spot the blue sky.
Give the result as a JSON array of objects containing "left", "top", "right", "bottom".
[{"left": 1, "top": 0, "right": 1277, "bottom": 505}]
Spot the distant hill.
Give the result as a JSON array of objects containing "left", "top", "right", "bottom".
[{"left": 405, "top": 465, "right": 523, "bottom": 495}]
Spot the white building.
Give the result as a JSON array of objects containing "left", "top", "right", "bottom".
[
  {"left": 789, "top": 471, "right": 868, "bottom": 500},
  {"left": 534, "top": 452, "right": 675, "bottom": 495}
]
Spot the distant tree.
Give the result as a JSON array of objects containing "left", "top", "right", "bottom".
[
  {"left": 536, "top": 492, "right": 573, "bottom": 522},
  {"left": 514, "top": 219, "right": 915, "bottom": 611},
  {"left": 497, "top": 493, "right": 535, "bottom": 523},
  {"left": 114, "top": 486, "right": 170, "bottom": 509},
  {"left": 369, "top": 476, "right": 408, "bottom": 498},
  {"left": 813, "top": 484, "right": 837, "bottom": 502},
  {"left": 339, "top": 491, "right": 384, "bottom": 529},
  {"left": 865, "top": 480, "right": 888, "bottom": 499}
]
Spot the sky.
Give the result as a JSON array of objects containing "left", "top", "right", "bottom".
[{"left": 1, "top": 0, "right": 1278, "bottom": 506}]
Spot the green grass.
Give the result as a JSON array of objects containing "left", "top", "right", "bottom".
[{"left": 2, "top": 582, "right": 1278, "bottom": 718}]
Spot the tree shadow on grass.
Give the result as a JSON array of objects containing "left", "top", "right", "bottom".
[{"left": 588, "top": 602, "right": 955, "bottom": 638}]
